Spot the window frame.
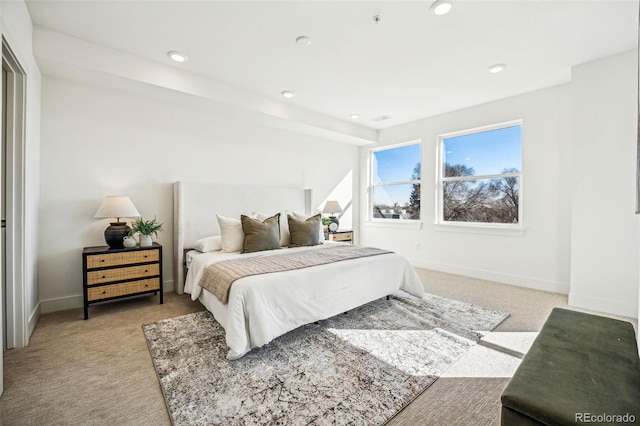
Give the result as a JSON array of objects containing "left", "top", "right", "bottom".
[
  {"left": 436, "top": 120, "right": 523, "bottom": 230},
  {"left": 368, "top": 140, "right": 422, "bottom": 224}
]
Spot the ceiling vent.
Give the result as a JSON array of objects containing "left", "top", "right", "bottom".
[{"left": 371, "top": 115, "right": 392, "bottom": 122}]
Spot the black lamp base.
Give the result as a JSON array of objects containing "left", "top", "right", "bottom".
[
  {"left": 104, "top": 222, "right": 130, "bottom": 249},
  {"left": 330, "top": 216, "right": 340, "bottom": 228}
]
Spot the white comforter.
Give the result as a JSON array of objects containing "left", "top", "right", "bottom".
[{"left": 184, "top": 242, "right": 425, "bottom": 359}]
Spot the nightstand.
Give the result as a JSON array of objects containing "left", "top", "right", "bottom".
[
  {"left": 82, "top": 243, "right": 163, "bottom": 319},
  {"left": 327, "top": 230, "right": 354, "bottom": 245}
]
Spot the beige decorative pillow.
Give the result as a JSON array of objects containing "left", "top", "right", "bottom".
[
  {"left": 288, "top": 213, "right": 322, "bottom": 247},
  {"left": 291, "top": 211, "right": 324, "bottom": 242},
  {"left": 253, "top": 211, "right": 290, "bottom": 247},
  {"left": 241, "top": 213, "right": 281, "bottom": 253}
]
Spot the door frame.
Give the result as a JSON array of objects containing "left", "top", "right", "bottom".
[{"left": 2, "top": 37, "right": 27, "bottom": 351}]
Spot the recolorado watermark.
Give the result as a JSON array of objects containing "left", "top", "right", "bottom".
[{"left": 575, "top": 413, "right": 636, "bottom": 423}]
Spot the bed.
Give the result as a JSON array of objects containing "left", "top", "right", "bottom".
[{"left": 174, "top": 181, "right": 425, "bottom": 359}]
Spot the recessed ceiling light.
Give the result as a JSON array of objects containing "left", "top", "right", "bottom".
[
  {"left": 371, "top": 115, "right": 391, "bottom": 122},
  {"left": 281, "top": 90, "right": 295, "bottom": 98},
  {"left": 488, "top": 63, "right": 506, "bottom": 74},
  {"left": 430, "top": 0, "right": 453, "bottom": 16},
  {"left": 296, "top": 36, "right": 312, "bottom": 46},
  {"left": 167, "top": 51, "right": 189, "bottom": 63},
  {"left": 349, "top": 114, "right": 360, "bottom": 120}
]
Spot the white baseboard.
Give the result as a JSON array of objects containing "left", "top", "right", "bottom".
[
  {"left": 40, "top": 294, "right": 83, "bottom": 314},
  {"left": 27, "top": 302, "right": 41, "bottom": 343},
  {"left": 40, "top": 280, "right": 176, "bottom": 314},
  {"left": 409, "top": 258, "right": 570, "bottom": 295},
  {"left": 569, "top": 292, "right": 638, "bottom": 320}
]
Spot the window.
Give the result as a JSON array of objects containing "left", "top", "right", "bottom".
[
  {"left": 437, "top": 121, "right": 522, "bottom": 226},
  {"left": 370, "top": 142, "right": 421, "bottom": 220}
]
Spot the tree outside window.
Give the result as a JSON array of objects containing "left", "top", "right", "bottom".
[
  {"left": 371, "top": 142, "right": 421, "bottom": 220},
  {"left": 439, "top": 123, "right": 522, "bottom": 225}
]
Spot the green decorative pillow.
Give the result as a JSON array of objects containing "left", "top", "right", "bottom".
[
  {"left": 241, "top": 213, "right": 281, "bottom": 253},
  {"left": 288, "top": 213, "right": 322, "bottom": 247}
]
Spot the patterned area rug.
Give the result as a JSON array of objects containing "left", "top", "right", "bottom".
[{"left": 143, "top": 292, "right": 508, "bottom": 425}]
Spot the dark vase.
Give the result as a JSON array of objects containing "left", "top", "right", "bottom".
[{"left": 104, "top": 222, "right": 131, "bottom": 249}]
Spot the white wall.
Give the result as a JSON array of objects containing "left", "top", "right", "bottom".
[
  {"left": 360, "top": 84, "right": 573, "bottom": 295},
  {"left": 1, "top": 0, "right": 42, "bottom": 344},
  {"left": 38, "top": 76, "right": 359, "bottom": 313},
  {"left": 359, "top": 49, "right": 640, "bottom": 321},
  {"left": 570, "top": 50, "right": 639, "bottom": 318}
]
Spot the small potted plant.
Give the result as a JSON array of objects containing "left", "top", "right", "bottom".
[
  {"left": 321, "top": 217, "right": 332, "bottom": 233},
  {"left": 130, "top": 217, "right": 163, "bottom": 247}
]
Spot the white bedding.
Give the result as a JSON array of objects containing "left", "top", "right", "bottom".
[{"left": 184, "top": 242, "right": 425, "bottom": 360}]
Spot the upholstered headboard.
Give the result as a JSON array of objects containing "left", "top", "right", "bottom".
[{"left": 173, "top": 181, "right": 311, "bottom": 294}]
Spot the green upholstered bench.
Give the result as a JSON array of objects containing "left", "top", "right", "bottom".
[{"left": 501, "top": 307, "right": 640, "bottom": 425}]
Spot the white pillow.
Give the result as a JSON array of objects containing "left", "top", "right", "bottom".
[
  {"left": 291, "top": 211, "right": 324, "bottom": 243},
  {"left": 216, "top": 214, "right": 244, "bottom": 252},
  {"left": 193, "top": 235, "right": 222, "bottom": 252}
]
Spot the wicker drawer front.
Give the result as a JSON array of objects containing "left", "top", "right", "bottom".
[
  {"left": 87, "top": 278, "right": 160, "bottom": 301},
  {"left": 330, "top": 232, "right": 353, "bottom": 242},
  {"left": 86, "top": 249, "right": 159, "bottom": 269},
  {"left": 86, "top": 264, "right": 160, "bottom": 285}
]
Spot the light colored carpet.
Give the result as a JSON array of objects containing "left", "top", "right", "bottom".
[
  {"left": 0, "top": 294, "right": 202, "bottom": 426},
  {"left": 143, "top": 292, "right": 508, "bottom": 425},
  {"left": 0, "top": 268, "right": 635, "bottom": 425}
]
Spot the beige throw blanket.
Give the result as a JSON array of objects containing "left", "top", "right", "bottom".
[{"left": 199, "top": 245, "right": 392, "bottom": 304}]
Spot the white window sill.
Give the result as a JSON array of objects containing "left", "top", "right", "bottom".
[
  {"left": 434, "top": 222, "right": 525, "bottom": 236},
  {"left": 365, "top": 220, "right": 423, "bottom": 230}
]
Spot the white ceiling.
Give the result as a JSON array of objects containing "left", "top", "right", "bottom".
[{"left": 25, "top": 0, "right": 639, "bottom": 136}]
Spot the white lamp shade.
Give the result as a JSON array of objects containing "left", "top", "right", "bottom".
[
  {"left": 322, "top": 200, "right": 343, "bottom": 214},
  {"left": 94, "top": 196, "right": 140, "bottom": 220}
]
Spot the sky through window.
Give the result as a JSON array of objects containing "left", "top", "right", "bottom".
[
  {"left": 373, "top": 144, "right": 421, "bottom": 206},
  {"left": 443, "top": 125, "right": 521, "bottom": 176}
]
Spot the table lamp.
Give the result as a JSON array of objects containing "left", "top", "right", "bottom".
[
  {"left": 322, "top": 200, "right": 343, "bottom": 230},
  {"left": 94, "top": 196, "right": 140, "bottom": 249}
]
